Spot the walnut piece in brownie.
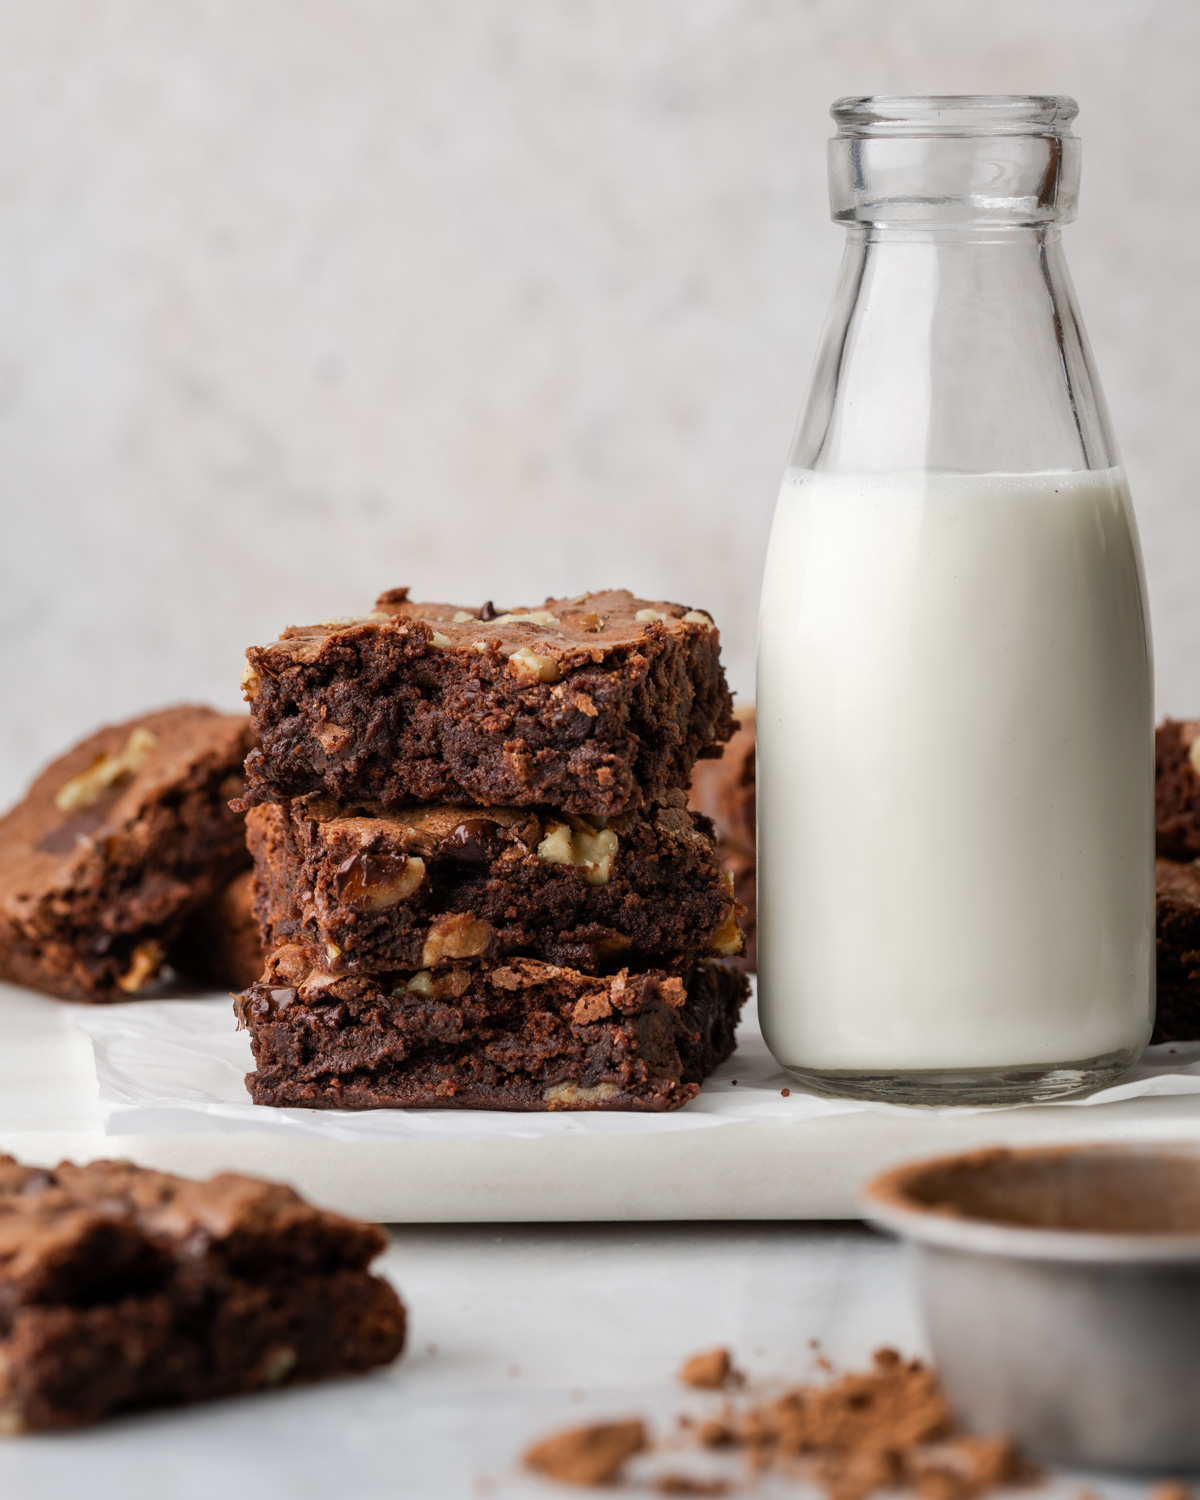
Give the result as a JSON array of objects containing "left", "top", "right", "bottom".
[
  {"left": 170, "top": 870, "right": 265, "bottom": 991},
  {"left": 688, "top": 705, "right": 756, "bottom": 972},
  {"left": 0, "top": 707, "right": 254, "bottom": 1002},
  {"left": 1154, "top": 857, "right": 1200, "bottom": 1044},
  {"left": 236, "top": 946, "right": 747, "bottom": 1111},
  {"left": 238, "top": 589, "right": 735, "bottom": 817},
  {"left": 0, "top": 1154, "right": 405, "bottom": 1430},
  {"left": 247, "top": 790, "right": 741, "bottom": 977},
  {"left": 1157, "top": 719, "right": 1200, "bottom": 862}
]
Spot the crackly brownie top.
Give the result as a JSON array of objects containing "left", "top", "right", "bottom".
[
  {"left": 0, "top": 707, "right": 252, "bottom": 910},
  {"left": 0, "top": 1154, "right": 385, "bottom": 1306},
  {"left": 246, "top": 587, "right": 719, "bottom": 678},
  {"left": 1157, "top": 856, "right": 1200, "bottom": 911}
]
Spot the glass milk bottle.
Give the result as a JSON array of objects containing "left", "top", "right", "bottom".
[{"left": 757, "top": 96, "right": 1154, "bottom": 1104}]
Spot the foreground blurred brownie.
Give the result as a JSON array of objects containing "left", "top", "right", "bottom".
[
  {"left": 0, "top": 708, "right": 253, "bottom": 1002},
  {"left": 238, "top": 589, "right": 735, "bottom": 818},
  {"left": 688, "top": 705, "right": 756, "bottom": 972},
  {"left": 1157, "top": 719, "right": 1200, "bottom": 862},
  {"left": 1154, "top": 857, "right": 1200, "bottom": 1044},
  {"left": 247, "top": 790, "right": 742, "bottom": 976},
  {"left": 236, "top": 946, "right": 746, "bottom": 1111},
  {"left": 0, "top": 1155, "right": 405, "bottom": 1430}
]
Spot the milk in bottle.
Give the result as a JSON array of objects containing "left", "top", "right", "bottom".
[{"left": 756, "top": 98, "right": 1154, "bottom": 1102}]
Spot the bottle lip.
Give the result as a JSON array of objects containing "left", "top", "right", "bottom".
[{"left": 832, "top": 95, "right": 1079, "bottom": 139}]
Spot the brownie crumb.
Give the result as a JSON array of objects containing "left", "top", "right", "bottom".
[
  {"left": 679, "top": 1348, "right": 740, "bottom": 1390},
  {"left": 655, "top": 1478, "right": 731, "bottom": 1496},
  {"left": 524, "top": 1419, "right": 647, "bottom": 1485}
]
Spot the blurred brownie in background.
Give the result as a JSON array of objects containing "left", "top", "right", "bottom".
[
  {"left": 1154, "top": 856, "right": 1200, "bottom": 1044},
  {"left": 0, "top": 707, "right": 253, "bottom": 1002},
  {"left": 689, "top": 706, "right": 756, "bottom": 972},
  {"left": 170, "top": 869, "right": 264, "bottom": 992},
  {"left": 1157, "top": 718, "right": 1200, "bottom": 862},
  {"left": 1153, "top": 717, "right": 1200, "bottom": 1042}
]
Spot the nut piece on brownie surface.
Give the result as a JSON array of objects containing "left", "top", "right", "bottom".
[
  {"left": 0, "top": 1153, "right": 405, "bottom": 1430},
  {"left": 0, "top": 707, "right": 254, "bottom": 1002},
  {"left": 237, "top": 589, "right": 735, "bottom": 818}
]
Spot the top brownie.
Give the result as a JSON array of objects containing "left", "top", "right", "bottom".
[
  {"left": 1157, "top": 718, "right": 1200, "bottom": 862},
  {"left": 239, "top": 589, "right": 735, "bottom": 817}
]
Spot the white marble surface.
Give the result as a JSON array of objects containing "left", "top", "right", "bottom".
[
  {"left": 0, "top": 1220, "right": 1167, "bottom": 1498},
  {"left": 1, "top": 2, "right": 1199, "bottom": 805},
  {"left": 7, "top": 979, "right": 1200, "bottom": 1223}
]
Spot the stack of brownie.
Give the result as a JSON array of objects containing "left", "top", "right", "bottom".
[
  {"left": 233, "top": 589, "right": 749, "bottom": 1111},
  {"left": 1154, "top": 718, "right": 1200, "bottom": 1043}
]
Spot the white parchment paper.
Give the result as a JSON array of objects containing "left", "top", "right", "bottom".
[{"left": 69, "top": 990, "right": 1200, "bottom": 1141}]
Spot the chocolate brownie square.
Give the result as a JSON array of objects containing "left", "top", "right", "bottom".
[
  {"left": 1156, "top": 719, "right": 1200, "bottom": 862},
  {"left": 238, "top": 589, "right": 735, "bottom": 817},
  {"left": 247, "top": 790, "right": 742, "bottom": 977},
  {"left": 0, "top": 707, "right": 254, "bottom": 1002},
  {"left": 689, "top": 706, "right": 756, "bottom": 971},
  {"left": 236, "top": 946, "right": 747, "bottom": 1112},
  {"left": 170, "top": 870, "right": 265, "bottom": 991},
  {"left": 0, "top": 1155, "right": 405, "bottom": 1430},
  {"left": 1154, "top": 857, "right": 1200, "bottom": 1044}
]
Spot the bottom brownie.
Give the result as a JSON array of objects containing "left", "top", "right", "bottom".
[
  {"left": 1154, "top": 857, "right": 1200, "bottom": 1045},
  {"left": 236, "top": 948, "right": 747, "bottom": 1111},
  {"left": 0, "top": 1155, "right": 405, "bottom": 1430}
]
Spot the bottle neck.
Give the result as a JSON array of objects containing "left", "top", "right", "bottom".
[{"left": 791, "top": 223, "right": 1119, "bottom": 476}]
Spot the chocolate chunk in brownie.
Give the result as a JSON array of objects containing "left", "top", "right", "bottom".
[
  {"left": 1156, "top": 719, "right": 1200, "bottom": 862},
  {"left": 247, "top": 789, "right": 742, "bottom": 976},
  {"left": 1154, "top": 857, "right": 1200, "bottom": 1044},
  {"left": 689, "top": 705, "right": 756, "bottom": 971},
  {"left": 238, "top": 589, "right": 735, "bottom": 817},
  {"left": 236, "top": 946, "right": 747, "bottom": 1112},
  {"left": 0, "top": 1154, "right": 405, "bottom": 1430},
  {"left": 170, "top": 870, "right": 265, "bottom": 991},
  {"left": 0, "top": 707, "right": 254, "bottom": 1002}
]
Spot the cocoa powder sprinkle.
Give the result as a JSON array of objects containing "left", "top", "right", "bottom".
[{"left": 524, "top": 1349, "right": 1035, "bottom": 1498}]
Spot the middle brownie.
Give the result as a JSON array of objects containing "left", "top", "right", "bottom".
[{"left": 248, "top": 790, "right": 742, "bottom": 975}]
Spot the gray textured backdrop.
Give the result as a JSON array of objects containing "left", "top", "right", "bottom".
[{"left": 1, "top": 1, "right": 1197, "bottom": 805}]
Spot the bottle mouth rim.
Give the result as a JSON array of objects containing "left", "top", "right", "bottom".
[{"left": 832, "top": 95, "right": 1079, "bottom": 138}]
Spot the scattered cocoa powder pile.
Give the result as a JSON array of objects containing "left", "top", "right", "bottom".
[
  {"left": 524, "top": 1419, "right": 646, "bottom": 1485},
  {"left": 524, "top": 1349, "right": 1034, "bottom": 1499}
]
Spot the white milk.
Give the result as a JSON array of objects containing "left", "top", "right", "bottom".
[{"left": 756, "top": 467, "right": 1154, "bottom": 1074}]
